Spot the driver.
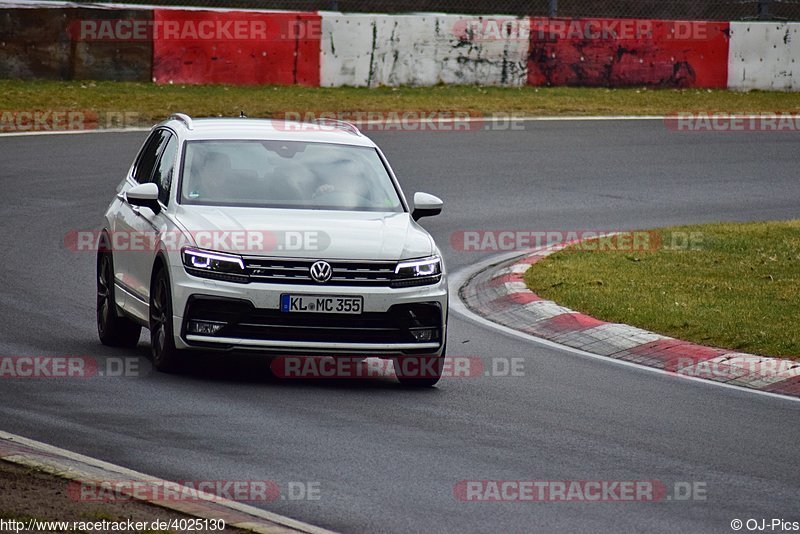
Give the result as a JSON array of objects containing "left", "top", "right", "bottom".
[{"left": 187, "top": 152, "right": 231, "bottom": 200}]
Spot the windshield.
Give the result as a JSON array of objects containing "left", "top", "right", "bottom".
[{"left": 179, "top": 140, "right": 404, "bottom": 212}]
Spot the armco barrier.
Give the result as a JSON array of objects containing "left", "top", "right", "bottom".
[
  {"left": 727, "top": 22, "right": 800, "bottom": 91},
  {"left": 527, "top": 18, "right": 730, "bottom": 88},
  {"left": 320, "top": 14, "right": 529, "bottom": 87},
  {"left": 0, "top": 7, "right": 152, "bottom": 81},
  {"left": 152, "top": 9, "right": 320, "bottom": 85}
]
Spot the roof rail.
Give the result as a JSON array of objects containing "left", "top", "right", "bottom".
[
  {"left": 168, "top": 112, "right": 193, "bottom": 130},
  {"left": 312, "top": 118, "right": 361, "bottom": 136}
]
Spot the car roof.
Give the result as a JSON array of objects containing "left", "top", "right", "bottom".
[{"left": 158, "top": 117, "right": 378, "bottom": 148}]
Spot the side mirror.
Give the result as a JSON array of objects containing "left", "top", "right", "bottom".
[
  {"left": 412, "top": 192, "right": 443, "bottom": 221},
  {"left": 126, "top": 182, "right": 161, "bottom": 215}
]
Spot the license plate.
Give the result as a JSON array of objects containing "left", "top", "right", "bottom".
[{"left": 280, "top": 294, "right": 363, "bottom": 314}]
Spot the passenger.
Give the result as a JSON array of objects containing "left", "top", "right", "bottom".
[{"left": 313, "top": 161, "right": 371, "bottom": 200}]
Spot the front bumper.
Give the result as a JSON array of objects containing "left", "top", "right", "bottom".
[{"left": 169, "top": 268, "right": 448, "bottom": 355}]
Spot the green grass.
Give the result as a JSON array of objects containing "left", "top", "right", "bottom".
[
  {"left": 524, "top": 221, "right": 800, "bottom": 358},
  {"left": 2, "top": 80, "right": 800, "bottom": 126}
]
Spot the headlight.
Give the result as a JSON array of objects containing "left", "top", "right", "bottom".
[
  {"left": 392, "top": 256, "right": 442, "bottom": 287},
  {"left": 182, "top": 248, "right": 249, "bottom": 283}
]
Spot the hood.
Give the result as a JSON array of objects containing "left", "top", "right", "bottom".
[{"left": 172, "top": 205, "right": 434, "bottom": 260}]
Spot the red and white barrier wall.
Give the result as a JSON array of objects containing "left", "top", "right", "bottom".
[
  {"left": 727, "top": 22, "right": 800, "bottom": 91},
  {"left": 319, "top": 14, "right": 530, "bottom": 87},
  {"left": 1, "top": 3, "right": 798, "bottom": 91},
  {"left": 526, "top": 18, "right": 730, "bottom": 88},
  {"left": 152, "top": 10, "right": 321, "bottom": 86}
]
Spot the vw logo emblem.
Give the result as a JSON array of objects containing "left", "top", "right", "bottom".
[{"left": 309, "top": 260, "right": 332, "bottom": 283}]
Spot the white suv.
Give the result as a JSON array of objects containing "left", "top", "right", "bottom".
[{"left": 97, "top": 114, "right": 448, "bottom": 386}]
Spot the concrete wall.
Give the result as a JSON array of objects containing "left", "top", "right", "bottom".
[
  {"left": 320, "top": 14, "right": 530, "bottom": 87},
  {"left": 528, "top": 18, "right": 730, "bottom": 88},
  {"left": 0, "top": 8, "right": 152, "bottom": 81},
  {"left": 152, "top": 9, "right": 321, "bottom": 86},
  {"left": 0, "top": 4, "right": 797, "bottom": 91},
  {"left": 728, "top": 22, "right": 800, "bottom": 91}
]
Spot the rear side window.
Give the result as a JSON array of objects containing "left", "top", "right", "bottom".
[
  {"left": 151, "top": 134, "right": 178, "bottom": 205},
  {"left": 132, "top": 129, "right": 171, "bottom": 184}
]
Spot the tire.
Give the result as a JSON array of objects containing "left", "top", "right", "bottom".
[
  {"left": 149, "top": 267, "right": 184, "bottom": 373},
  {"left": 394, "top": 346, "right": 446, "bottom": 388},
  {"left": 97, "top": 250, "right": 141, "bottom": 347}
]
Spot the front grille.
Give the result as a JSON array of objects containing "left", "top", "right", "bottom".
[
  {"left": 244, "top": 257, "right": 397, "bottom": 286},
  {"left": 183, "top": 296, "right": 442, "bottom": 346}
]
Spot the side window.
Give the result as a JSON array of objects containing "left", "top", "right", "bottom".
[
  {"left": 152, "top": 134, "right": 178, "bottom": 206},
  {"left": 132, "top": 129, "right": 170, "bottom": 184}
]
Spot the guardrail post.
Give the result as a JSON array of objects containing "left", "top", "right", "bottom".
[
  {"left": 549, "top": 0, "right": 558, "bottom": 18},
  {"left": 758, "top": 0, "right": 772, "bottom": 20}
]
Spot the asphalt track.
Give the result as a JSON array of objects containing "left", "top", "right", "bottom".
[{"left": 0, "top": 121, "right": 799, "bottom": 533}]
